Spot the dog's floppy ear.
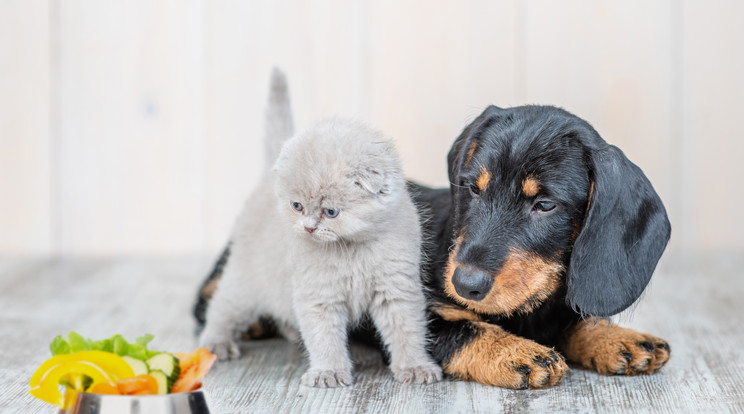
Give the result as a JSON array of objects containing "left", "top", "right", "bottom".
[{"left": 566, "top": 144, "right": 671, "bottom": 317}]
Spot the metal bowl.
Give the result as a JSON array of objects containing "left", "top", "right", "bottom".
[{"left": 61, "top": 390, "right": 211, "bottom": 414}]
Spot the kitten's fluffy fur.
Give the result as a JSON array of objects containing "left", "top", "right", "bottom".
[{"left": 199, "top": 69, "right": 441, "bottom": 387}]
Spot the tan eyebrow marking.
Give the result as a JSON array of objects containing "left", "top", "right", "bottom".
[
  {"left": 476, "top": 166, "right": 492, "bottom": 191},
  {"left": 522, "top": 176, "right": 540, "bottom": 197}
]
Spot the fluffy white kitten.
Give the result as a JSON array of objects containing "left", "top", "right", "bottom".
[{"left": 199, "top": 69, "right": 442, "bottom": 387}]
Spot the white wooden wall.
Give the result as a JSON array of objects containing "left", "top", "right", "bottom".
[{"left": 1, "top": 0, "right": 742, "bottom": 255}]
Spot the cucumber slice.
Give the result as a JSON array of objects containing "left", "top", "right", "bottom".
[
  {"left": 122, "top": 356, "right": 149, "bottom": 376},
  {"left": 146, "top": 353, "right": 180, "bottom": 385},
  {"left": 149, "top": 370, "right": 170, "bottom": 394}
]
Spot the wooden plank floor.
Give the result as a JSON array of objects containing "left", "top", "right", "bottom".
[{"left": 1, "top": 253, "right": 742, "bottom": 413}]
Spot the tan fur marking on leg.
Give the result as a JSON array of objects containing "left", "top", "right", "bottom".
[
  {"left": 562, "top": 318, "right": 671, "bottom": 375},
  {"left": 432, "top": 304, "right": 482, "bottom": 322},
  {"left": 444, "top": 322, "right": 568, "bottom": 389}
]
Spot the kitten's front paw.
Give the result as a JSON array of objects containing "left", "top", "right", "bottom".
[
  {"left": 301, "top": 369, "right": 353, "bottom": 388},
  {"left": 211, "top": 341, "right": 241, "bottom": 360},
  {"left": 199, "top": 335, "right": 241, "bottom": 360},
  {"left": 393, "top": 363, "right": 443, "bottom": 385}
]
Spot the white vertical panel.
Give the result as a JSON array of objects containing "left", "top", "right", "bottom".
[
  {"left": 0, "top": 1, "right": 51, "bottom": 254},
  {"left": 56, "top": 0, "right": 206, "bottom": 254},
  {"left": 2, "top": 1, "right": 741, "bottom": 254},
  {"left": 363, "top": 0, "right": 521, "bottom": 187},
  {"left": 524, "top": 0, "right": 677, "bottom": 244},
  {"left": 682, "top": 0, "right": 744, "bottom": 251},
  {"left": 202, "top": 0, "right": 362, "bottom": 250}
]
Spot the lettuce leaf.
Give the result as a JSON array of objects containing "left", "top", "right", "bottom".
[
  {"left": 49, "top": 335, "right": 70, "bottom": 356},
  {"left": 67, "top": 332, "right": 90, "bottom": 353},
  {"left": 50, "top": 332, "right": 162, "bottom": 360}
]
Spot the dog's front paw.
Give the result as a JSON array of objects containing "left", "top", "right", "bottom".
[
  {"left": 392, "top": 363, "right": 443, "bottom": 385},
  {"left": 563, "top": 319, "right": 670, "bottom": 375},
  {"left": 444, "top": 322, "right": 568, "bottom": 389},
  {"left": 593, "top": 336, "right": 670, "bottom": 375},
  {"left": 301, "top": 369, "right": 353, "bottom": 388}
]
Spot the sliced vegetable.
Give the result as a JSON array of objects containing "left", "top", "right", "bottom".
[
  {"left": 88, "top": 381, "right": 120, "bottom": 395},
  {"left": 29, "top": 361, "right": 114, "bottom": 407},
  {"left": 59, "top": 372, "right": 93, "bottom": 392},
  {"left": 29, "top": 351, "right": 134, "bottom": 408},
  {"left": 122, "top": 356, "right": 149, "bottom": 376},
  {"left": 148, "top": 370, "right": 170, "bottom": 394},
  {"left": 63, "top": 387, "right": 79, "bottom": 411},
  {"left": 117, "top": 375, "right": 159, "bottom": 395},
  {"left": 146, "top": 353, "right": 180, "bottom": 385},
  {"left": 30, "top": 351, "right": 134, "bottom": 389},
  {"left": 171, "top": 348, "right": 216, "bottom": 393}
]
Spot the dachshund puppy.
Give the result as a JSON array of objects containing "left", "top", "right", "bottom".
[{"left": 414, "top": 104, "right": 671, "bottom": 389}]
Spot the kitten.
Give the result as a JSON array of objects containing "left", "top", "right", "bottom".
[{"left": 198, "top": 69, "right": 442, "bottom": 387}]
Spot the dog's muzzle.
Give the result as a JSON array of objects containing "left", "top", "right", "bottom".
[{"left": 452, "top": 267, "right": 493, "bottom": 301}]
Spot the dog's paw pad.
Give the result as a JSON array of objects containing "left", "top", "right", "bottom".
[
  {"left": 609, "top": 336, "right": 669, "bottom": 375},
  {"left": 517, "top": 346, "right": 569, "bottom": 389},
  {"left": 584, "top": 335, "right": 669, "bottom": 375},
  {"left": 301, "top": 369, "right": 353, "bottom": 388},
  {"left": 564, "top": 320, "right": 670, "bottom": 376},
  {"left": 393, "top": 363, "right": 443, "bottom": 384}
]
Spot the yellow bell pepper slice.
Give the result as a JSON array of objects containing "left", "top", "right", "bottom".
[
  {"left": 29, "top": 351, "right": 135, "bottom": 388},
  {"left": 28, "top": 351, "right": 135, "bottom": 407},
  {"left": 29, "top": 360, "right": 113, "bottom": 407}
]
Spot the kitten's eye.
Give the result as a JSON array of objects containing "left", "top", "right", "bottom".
[
  {"left": 291, "top": 202, "right": 303, "bottom": 212},
  {"left": 534, "top": 201, "right": 556, "bottom": 212},
  {"left": 324, "top": 208, "right": 340, "bottom": 218}
]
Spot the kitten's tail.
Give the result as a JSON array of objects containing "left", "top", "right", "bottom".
[{"left": 264, "top": 67, "right": 295, "bottom": 166}]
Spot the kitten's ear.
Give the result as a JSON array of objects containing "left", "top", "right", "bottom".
[{"left": 353, "top": 168, "right": 387, "bottom": 194}]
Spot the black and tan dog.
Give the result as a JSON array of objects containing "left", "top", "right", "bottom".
[
  {"left": 194, "top": 104, "right": 671, "bottom": 389},
  {"left": 410, "top": 104, "right": 671, "bottom": 388}
]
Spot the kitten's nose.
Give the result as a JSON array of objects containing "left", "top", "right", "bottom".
[{"left": 304, "top": 226, "right": 315, "bottom": 234}]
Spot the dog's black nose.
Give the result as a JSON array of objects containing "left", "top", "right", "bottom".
[{"left": 452, "top": 267, "right": 493, "bottom": 301}]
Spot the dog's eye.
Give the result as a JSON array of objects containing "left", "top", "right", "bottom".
[
  {"left": 534, "top": 201, "right": 556, "bottom": 212},
  {"left": 469, "top": 184, "right": 481, "bottom": 197},
  {"left": 291, "top": 201, "right": 304, "bottom": 212}
]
